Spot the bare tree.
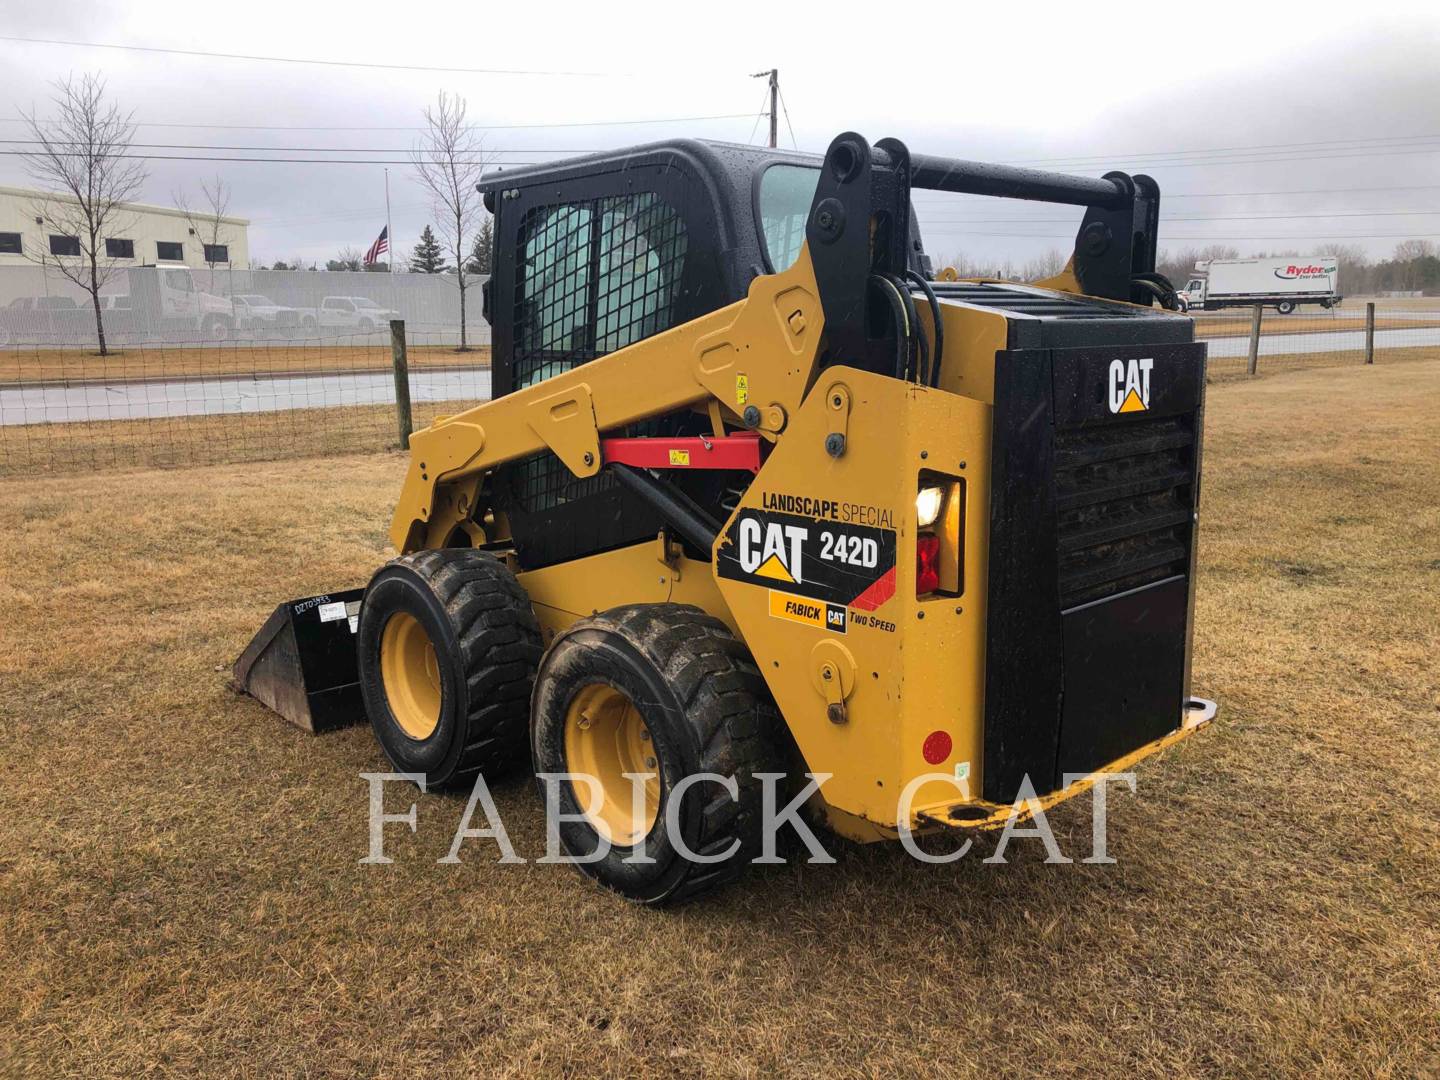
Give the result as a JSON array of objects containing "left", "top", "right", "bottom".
[
  {"left": 412, "top": 91, "right": 490, "bottom": 351},
  {"left": 327, "top": 246, "right": 365, "bottom": 272},
  {"left": 20, "top": 74, "right": 147, "bottom": 355},
  {"left": 175, "top": 175, "right": 235, "bottom": 293},
  {"left": 1022, "top": 248, "right": 1065, "bottom": 281}
]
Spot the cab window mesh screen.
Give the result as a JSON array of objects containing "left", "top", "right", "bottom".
[
  {"left": 508, "top": 192, "right": 687, "bottom": 514},
  {"left": 513, "top": 192, "right": 687, "bottom": 390}
]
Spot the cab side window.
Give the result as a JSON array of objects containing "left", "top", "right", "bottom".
[{"left": 513, "top": 192, "right": 687, "bottom": 389}]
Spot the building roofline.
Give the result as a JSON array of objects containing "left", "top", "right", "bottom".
[{"left": 0, "top": 185, "right": 250, "bottom": 225}]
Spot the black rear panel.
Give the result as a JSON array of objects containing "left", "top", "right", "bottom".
[{"left": 982, "top": 310, "right": 1205, "bottom": 802}]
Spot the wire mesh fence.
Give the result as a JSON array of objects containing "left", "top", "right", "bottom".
[
  {"left": 1, "top": 295, "right": 1436, "bottom": 479},
  {"left": 0, "top": 326, "right": 489, "bottom": 476},
  {"left": 1197, "top": 301, "right": 1440, "bottom": 379}
]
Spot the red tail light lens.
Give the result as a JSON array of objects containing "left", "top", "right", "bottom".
[{"left": 916, "top": 534, "right": 941, "bottom": 595}]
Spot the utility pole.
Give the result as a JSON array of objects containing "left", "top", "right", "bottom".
[{"left": 751, "top": 68, "right": 778, "bottom": 148}]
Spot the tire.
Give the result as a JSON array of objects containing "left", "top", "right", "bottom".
[
  {"left": 359, "top": 317, "right": 375, "bottom": 333},
  {"left": 1321, "top": 298, "right": 1334, "bottom": 310},
  {"left": 1276, "top": 300, "right": 1296, "bottom": 315},
  {"left": 358, "top": 549, "right": 543, "bottom": 789},
  {"left": 203, "top": 316, "right": 231, "bottom": 341},
  {"left": 531, "top": 604, "right": 779, "bottom": 905}
]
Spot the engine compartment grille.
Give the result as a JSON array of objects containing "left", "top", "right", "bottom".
[{"left": 1053, "top": 414, "right": 1197, "bottom": 608}]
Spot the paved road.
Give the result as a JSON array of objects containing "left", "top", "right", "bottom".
[
  {"left": 4, "top": 325, "right": 1437, "bottom": 426},
  {"left": 0, "top": 368, "right": 492, "bottom": 427},
  {"left": 1204, "top": 326, "right": 1440, "bottom": 359}
]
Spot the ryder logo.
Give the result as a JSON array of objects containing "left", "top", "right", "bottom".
[
  {"left": 1274, "top": 263, "right": 1335, "bottom": 280},
  {"left": 1108, "top": 357, "right": 1153, "bottom": 414}
]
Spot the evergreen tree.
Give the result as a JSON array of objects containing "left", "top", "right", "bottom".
[
  {"left": 410, "top": 225, "right": 448, "bottom": 274},
  {"left": 466, "top": 216, "right": 494, "bottom": 275}
]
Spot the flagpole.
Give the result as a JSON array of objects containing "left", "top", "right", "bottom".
[{"left": 384, "top": 167, "right": 394, "bottom": 274}]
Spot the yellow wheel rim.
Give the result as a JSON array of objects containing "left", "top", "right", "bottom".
[
  {"left": 563, "top": 683, "right": 660, "bottom": 846},
  {"left": 379, "top": 611, "right": 441, "bottom": 740}
]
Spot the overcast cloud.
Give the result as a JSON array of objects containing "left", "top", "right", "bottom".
[{"left": 1, "top": 1, "right": 1437, "bottom": 267}]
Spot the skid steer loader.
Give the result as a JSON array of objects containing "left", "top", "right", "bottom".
[{"left": 237, "top": 132, "right": 1215, "bottom": 903}]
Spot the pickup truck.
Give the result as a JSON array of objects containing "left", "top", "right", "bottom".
[
  {"left": 231, "top": 294, "right": 302, "bottom": 334},
  {"left": 298, "top": 295, "right": 400, "bottom": 335}
]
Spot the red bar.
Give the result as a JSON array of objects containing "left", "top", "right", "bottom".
[{"left": 601, "top": 432, "right": 763, "bottom": 473}]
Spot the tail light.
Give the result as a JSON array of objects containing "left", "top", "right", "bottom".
[
  {"left": 916, "top": 534, "right": 941, "bottom": 594},
  {"left": 915, "top": 473, "right": 963, "bottom": 598}
]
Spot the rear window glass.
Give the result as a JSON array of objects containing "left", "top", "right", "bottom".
[{"left": 758, "top": 165, "right": 819, "bottom": 272}]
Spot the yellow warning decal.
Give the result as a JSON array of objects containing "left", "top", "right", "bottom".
[
  {"left": 668, "top": 448, "right": 691, "bottom": 466},
  {"left": 767, "top": 591, "right": 847, "bottom": 634},
  {"left": 1118, "top": 387, "right": 1147, "bottom": 413},
  {"left": 735, "top": 373, "right": 749, "bottom": 406}
]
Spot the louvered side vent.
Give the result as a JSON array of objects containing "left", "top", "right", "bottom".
[{"left": 1054, "top": 414, "right": 1196, "bottom": 608}]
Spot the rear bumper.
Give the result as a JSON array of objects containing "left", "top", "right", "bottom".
[{"left": 909, "top": 696, "right": 1216, "bottom": 833}]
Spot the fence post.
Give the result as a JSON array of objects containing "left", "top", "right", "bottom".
[
  {"left": 390, "top": 319, "right": 413, "bottom": 448},
  {"left": 1364, "top": 302, "right": 1375, "bottom": 365},
  {"left": 1247, "top": 304, "right": 1263, "bottom": 377}
]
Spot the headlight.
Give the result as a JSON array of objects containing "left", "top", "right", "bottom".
[{"left": 916, "top": 485, "right": 944, "bottom": 528}]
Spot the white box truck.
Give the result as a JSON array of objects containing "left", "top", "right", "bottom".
[{"left": 1177, "top": 257, "right": 1341, "bottom": 314}]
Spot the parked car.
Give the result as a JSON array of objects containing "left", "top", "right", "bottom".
[
  {"left": 231, "top": 294, "right": 301, "bottom": 332},
  {"left": 298, "top": 295, "right": 400, "bottom": 334},
  {"left": 0, "top": 295, "right": 91, "bottom": 346}
]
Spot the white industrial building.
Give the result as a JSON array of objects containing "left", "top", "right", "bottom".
[{"left": 0, "top": 185, "right": 250, "bottom": 270}]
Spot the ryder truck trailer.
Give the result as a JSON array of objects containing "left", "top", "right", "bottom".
[{"left": 1178, "top": 257, "right": 1340, "bottom": 314}]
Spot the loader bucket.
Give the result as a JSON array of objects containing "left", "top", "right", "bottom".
[{"left": 231, "top": 590, "right": 367, "bottom": 734}]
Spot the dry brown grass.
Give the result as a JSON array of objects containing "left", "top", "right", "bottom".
[
  {"left": 2, "top": 360, "right": 1439, "bottom": 1076},
  {"left": 0, "top": 399, "right": 481, "bottom": 477},
  {"left": 0, "top": 342, "right": 492, "bottom": 386},
  {"left": 1207, "top": 344, "right": 1440, "bottom": 380}
]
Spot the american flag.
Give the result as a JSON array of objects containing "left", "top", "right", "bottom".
[{"left": 363, "top": 226, "right": 389, "bottom": 266}]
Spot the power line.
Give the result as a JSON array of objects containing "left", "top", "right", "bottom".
[
  {"left": 1002, "top": 132, "right": 1440, "bottom": 167},
  {"left": 1, "top": 140, "right": 608, "bottom": 154},
  {"left": 776, "top": 84, "right": 799, "bottom": 151},
  {"left": 0, "top": 150, "right": 532, "bottom": 165},
  {"left": 0, "top": 33, "right": 625, "bottom": 77},
  {"left": 922, "top": 228, "right": 1440, "bottom": 240},
  {"left": 0, "top": 112, "right": 760, "bottom": 132},
  {"left": 918, "top": 209, "right": 1440, "bottom": 225},
  {"left": 1163, "top": 185, "right": 1440, "bottom": 199}
]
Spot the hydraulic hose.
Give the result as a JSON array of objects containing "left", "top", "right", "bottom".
[
  {"left": 868, "top": 273, "right": 911, "bottom": 380},
  {"left": 905, "top": 269, "right": 945, "bottom": 387},
  {"left": 885, "top": 272, "right": 926, "bottom": 384}
]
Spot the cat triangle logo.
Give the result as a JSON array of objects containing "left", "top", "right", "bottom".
[
  {"left": 755, "top": 553, "right": 796, "bottom": 583},
  {"left": 1108, "top": 357, "right": 1153, "bottom": 414},
  {"left": 1118, "top": 387, "right": 1147, "bottom": 413}
]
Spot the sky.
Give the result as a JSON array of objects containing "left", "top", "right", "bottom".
[{"left": 1, "top": 0, "right": 1438, "bottom": 270}]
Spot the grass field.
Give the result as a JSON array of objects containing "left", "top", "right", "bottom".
[
  {"left": 1, "top": 360, "right": 1438, "bottom": 1076},
  {"left": 0, "top": 399, "right": 480, "bottom": 477},
  {"left": 0, "top": 342, "right": 492, "bottom": 387}
]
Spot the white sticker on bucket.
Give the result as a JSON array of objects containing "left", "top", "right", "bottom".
[{"left": 317, "top": 601, "right": 347, "bottom": 623}]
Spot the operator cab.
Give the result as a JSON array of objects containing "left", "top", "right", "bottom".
[{"left": 477, "top": 141, "right": 872, "bottom": 570}]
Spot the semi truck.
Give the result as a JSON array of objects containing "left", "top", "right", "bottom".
[{"left": 1177, "top": 257, "right": 1341, "bottom": 314}]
